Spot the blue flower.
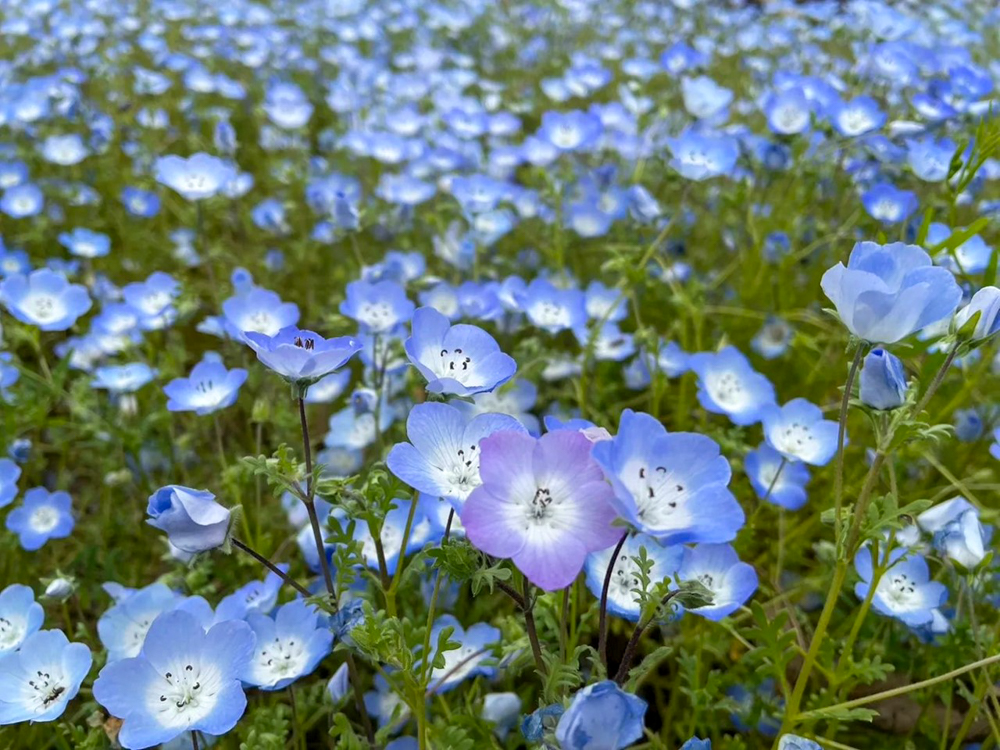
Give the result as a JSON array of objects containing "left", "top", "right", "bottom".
[
  {"left": 0, "top": 584, "right": 43, "bottom": 653},
  {"left": 0, "top": 269, "right": 91, "bottom": 331},
  {"left": 830, "top": 96, "right": 885, "bottom": 137},
  {"left": 404, "top": 307, "right": 517, "bottom": 397},
  {"left": 907, "top": 136, "right": 957, "bottom": 182},
  {"left": 245, "top": 326, "right": 361, "bottom": 388},
  {"left": 1, "top": 183, "right": 44, "bottom": 218},
  {"left": 424, "top": 615, "right": 500, "bottom": 693},
  {"left": 521, "top": 278, "right": 587, "bottom": 335},
  {"left": 0, "top": 458, "right": 21, "bottom": 508},
  {"left": 364, "top": 673, "right": 410, "bottom": 731},
  {"left": 862, "top": 183, "right": 918, "bottom": 225},
  {"left": 40, "top": 134, "right": 89, "bottom": 165},
  {"left": 744, "top": 444, "right": 811, "bottom": 511},
  {"left": 592, "top": 410, "right": 744, "bottom": 544},
  {"left": 681, "top": 76, "right": 732, "bottom": 120},
  {"left": 554, "top": 681, "right": 647, "bottom": 750},
  {"left": 146, "top": 486, "right": 231, "bottom": 554},
  {"left": 954, "top": 408, "right": 984, "bottom": 442},
  {"left": 677, "top": 543, "right": 758, "bottom": 621},
  {"left": 91, "top": 363, "right": 158, "bottom": 394},
  {"left": 687, "top": 347, "right": 776, "bottom": 426},
  {"left": 352, "top": 498, "right": 435, "bottom": 575},
  {"left": 854, "top": 547, "right": 948, "bottom": 629},
  {"left": 222, "top": 287, "right": 300, "bottom": 339},
  {"left": 340, "top": 280, "right": 415, "bottom": 334},
  {"left": 120, "top": 187, "right": 161, "bottom": 218},
  {"left": 765, "top": 87, "right": 811, "bottom": 135},
  {"left": 451, "top": 379, "right": 540, "bottom": 433},
  {"left": 536, "top": 110, "right": 603, "bottom": 152},
  {"left": 918, "top": 498, "right": 988, "bottom": 569},
  {"left": 215, "top": 568, "right": 288, "bottom": 623},
  {"left": 750, "top": 318, "right": 793, "bottom": 360},
  {"left": 93, "top": 610, "right": 255, "bottom": 749},
  {"left": 668, "top": 130, "right": 739, "bottom": 181},
  {"left": 327, "top": 663, "right": 349, "bottom": 703},
  {"left": 482, "top": 692, "right": 521, "bottom": 738},
  {"left": 681, "top": 739, "right": 712, "bottom": 750},
  {"left": 584, "top": 533, "right": 684, "bottom": 622},
  {"left": 154, "top": 153, "right": 237, "bottom": 201},
  {"left": 955, "top": 286, "right": 1000, "bottom": 340},
  {"left": 377, "top": 174, "right": 436, "bottom": 205},
  {"left": 243, "top": 600, "right": 332, "bottom": 691},
  {"left": 0, "top": 353, "right": 18, "bottom": 401},
  {"left": 164, "top": 359, "right": 248, "bottom": 415},
  {"left": 388, "top": 402, "right": 526, "bottom": 509},
  {"left": 521, "top": 703, "right": 564, "bottom": 742},
  {"left": 761, "top": 399, "right": 839, "bottom": 466},
  {"left": 0, "top": 629, "right": 91, "bottom": 725},
  {"left": 778, "top": 737, "right": 822, "bottom": 750},
  {"left": 820, "top": 241, "right": 961, "bottom": 344},
  {"left": 58, "top": 228, "right": 111, "bottom": 258},
  {"left": 6, "top": 488, "right": 74, "bottom": 551},
  {"left": 858, "top": 348, "right": 908, "bottom": 410},
  {"left": 97, "top": 583, "right": 190, "bottom": 662},
  {"left": 122, "top": 271, "right": 179, "bottom": 330}
]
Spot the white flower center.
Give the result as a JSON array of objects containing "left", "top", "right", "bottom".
[
  {"left": 253, "top": 636, "right": 309, "bottom": 684},
  {"left": 148, "top": 661, "right": 223, "bottom": 729},
  {"left": 25, "top": 294, "right": 63, "bottom": 322},
  {"left": 25, "top": 665, "right": 69, "bottom": 714},
  {"left": 431, "top": 348, "right": 477, "bottom": 384},
  {"left": 0, "top": 616, "right": 26, "bottom": 651},
  {"left": 877, "top": 572, "right": 918, "bottom": 612},
  {"left": 30, "top": 506, "right": 59, "bottom": 534},
  {"left": 706, "top": 371, "right": 749, "bottom": 409},
  {"left": 772, "top": 422, "right": 814, "bottom": 457}
]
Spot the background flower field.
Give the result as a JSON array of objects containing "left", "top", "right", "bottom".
[{"left": 1, "top": 0, "right": 1000, "bottom": 749}]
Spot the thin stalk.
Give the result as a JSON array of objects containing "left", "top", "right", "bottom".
[
  {"left": 834, "top": 346, "right": 866, "bottom": 547},
  {"left": 231, "top": 538, "right": 311, "bottom": 597},
  {"left": 386, "top": 494, "right": 422, "bottom": 617},
  {"left": 522, "top": 579, "right": 547, "bottom": 677},
  {"left": 191, "top": 731, "right": 199, "bottom": 750},
  {"left": 599, "top": 532, "right": 629, "bottom": 671},
  {"left": 838, "top": 538, "right": 881, "bottom": 669}
]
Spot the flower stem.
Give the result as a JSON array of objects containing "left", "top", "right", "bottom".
[
  {"left": 231, "top": 538, "right": 310, "bottom": 597},
  {"left": 599, "top": 532, "right": 629, "bottom": 671},
  {"left": 522, "top": 579, "right": 547, "bottom": 678},
  {"left": 385, "top": 494, "right": 421, "bottom": 617},
  {"left": 191, "top": 731, "right": 199, "bottom": 750},
  {"left": 833, "top": 345, "right": 866, "bottom": 547}
]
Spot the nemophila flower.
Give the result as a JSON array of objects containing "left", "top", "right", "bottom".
[
  {"left": 681, "top": 76, "right": 732, "bottom": 120},
  {"left": 820, "top": 241, "right": 961, "bottom": 344},
  {"left": 861, "top": 183, "right": 917, "bottom": 225},
  {"left": 120, "top": 187, "right": 160, "bottom": 218},
  {"left": 462, "top": 430, "right": 621, "bottom": 591},
  {"left": 340, "top": 280, "right": 415, "bottom": 334},
  {"left": 765, "top": 87, "right": 811, "bottom": 135},
  {"left": 404, "top": 307, "right": 516, "bottom": 397},
  {"left": 215, "top": 568, "right": 287, "bottom": 623},
  {"left": 388, "top": 402, "right": 526, "bottom": 509},
  {"left": 327, "top": 663, "right": 349, "bottom": 703},
  {"left": 6, "top": 488, "right": 74, "bottom": 551},
  {"left": 954, "top": 408, "right": 984, "bottom": 442},
  {"left": 677, "top": 543, "right": 758, "bottom": 620},
  {"left": 154, "top": 153, "right": 237, "bottom": 201},
  {"left": 325, "top": 403, "right": 396, "bottom": 451},
  {"left": 0, "top": 160, "right": 28, "bottom": 189},
  {"left": 584, "top": 533, "right": 684, "bottom": 622},
  {"left": 681, "top": 739, "right": 711, "bottom": 750},
  {"left": 854, "top": 547, "right": 947, "bottom": 629},
  {"left": 555, "top": 681, "right": 647, "bottom": 750},
  {"left": 917, "top": 498, "right": 987, "bottom": 569},
  {"left": 687, "top": 347, "right": 776, "bottom": 426},
  {"left": 667, "top": 131, "right": 739, "bottom": 181},
  {"left": 146, "top": 486, "right": 231, "bottom": 554},
  {"left": 93, "top": 610, "right": 255, "bottom": 749},
  {"left": 263, "top": 81, "right": 313, "bottom": 130},
  {"left": 245, "top": 326, "right": 362, "bottom": 389},
  {"left": 425, "top": 615, "right": 500, "bottom": 693},
  {"left": 938, "top": 233, "right": 993, "bottom": 275},
  {"left": 750, "top": 318, "right": 793, "bottom": 360},
  {"left": 907, "top": 136, "right": 957, "bottom": 182},
  {"left": 0, "top": 584, "right": 43, "bottom": 653},
  {"left": 365, "top": 673, "right": 410, "bottom": 731},
  {"left": 536, "top": 110, "right": 603, "bottom": 152},
  {"left": 91, "top": 363, "right": 157, "bottom": 394},
  {"left": 0, "top": 458, "right": 20, "bottom": 508},
  {"left": 352, "top": 498, "right": 435, "bottom": 575},
  {"left": 521, "top": 278, "right": 587, "bottom": 334},
  {"left": 522, "top": 703, "right": 565, "bottom": 743},
  {"left": 0, "top": 269, "right": 91, "bottom": 331},
  {"left": 955, "top": 286, "right": 1000, "bottom": 340},
  {"left": 40, "top": 134, "right": 89, "bottom": 166},
  {"left": 243, "top": 600, "right": 331, "bottom": 691},
  {"left": 452, "top": 379, "right": 541, "bottom": 433},
  {"left": 859, "top": 348, "right": 908, "bottom": 409},
  {"left": 302, "top": 370, "right": 352, "bottom": 405},
  {"left": 1, "top": 183, "right": 44, "bottom": 218},
  {"left": 761, "top": 399, "right": 839, "bottom": 467},
  {"left": 377, "top": 173, "right": 436, "bottom": 206},
  {"left": 8, "top": 440, "right": 31, "bottom": 464},
  {"left": 122, "top": 272, "right": 179, "bottom": 330},
  {"left": 58, "top": 228, "right": 110, "bottom": 259},
  {"left": 744, "top": 443, "right": 811, "bottom": 511},
  {"left": 0, "top": 246, "right": 30, "bottom": 277},
  {"left": 592, "top": 410, "right": 743, "bottom": 544},
  {"left": 831, "top": 96, "right": 885, "bottom": 137},
  {"left": 778, "top": 737, "right": 822, "bottom": 750},
  {"left": 482, "top": 692, "right": 521, "bottom": 738},
  {"left": 222, "top": 287, "right": 300, "bottom": 339},
  {"left": 164, "top": 359, "right": 247, "bottom": 415},
  {"left": 0, "top": 629, "right": 91, "bottom": 725}
]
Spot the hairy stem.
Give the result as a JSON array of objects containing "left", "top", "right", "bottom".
[{"left": 599, "top": 532, "right": 629, "bottom": 671}]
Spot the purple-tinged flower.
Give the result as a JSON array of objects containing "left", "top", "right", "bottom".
[
  {"left": 591, "top": 410, "right": 744, "bottom": 544},
  {"left": 555, "top": 681, "right": 647, "bottom": 750},
  {"left": 6, "top": 488, "right": 74, "bottom": 551},
  {"left": 687, "top": 347, "right": 776, "bottom": 426},
  {"left": 146, "top": 486, "right": 231, "bottom": 553},
  {"left": 820, "top": 242, "right": 961, "bottom": 344},
  {"left": 164, "top": 359, "right": 248, "bottom": 415},
  {"left": 154, "top": 153, "right": 237, "bottom": 201},
  {"left": 0, "top": 269, "right": 91, "bottom": 331},
  {"left": 93, "top": 610, "right": 255, "bottom": 749},
  {"left": 677, "top": 543, "right": 758, "bottom": 621},
  {"left": 387, "top": 402, "right": 526, "bottom": 509},
  {"left": 404, "top": 307, "right": 516, "bottom": 397},
  {"left": 462, "top": 430, "right": 621, "bottom": 591},
  {"left": 245, "top": 326, "right": 361, "bottom": 388},
  {"left": 761, "top": 399, "right": 839, "bottom": 467}
]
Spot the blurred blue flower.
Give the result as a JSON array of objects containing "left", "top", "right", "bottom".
[
  {"left": 154, "top": 153, "right": 237, "bottom": 201},
  {"left": 0, "top": 584, "right": 43, "bottom": 653},
  {"left": 555, "top": 681, "right": 647, "bottom": 750},
  {"left": 744, "top": 443, "right": 811, "bottom": 511},
  {"left": 163, "top": 359, "right": 247, "bottom": 415},
  {"left": 6, "top": 488, "right": 74, "bottom": 551},
  {"left": 0, "top": 269, "right": 91, "bottom": 331},
  {"left": 688, "top": 347, "right": 776, "bottom": 426}
]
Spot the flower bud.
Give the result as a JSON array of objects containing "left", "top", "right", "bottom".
[
  {"left": 43, "top": 577, "right": 75, "bottom": 601},
  {"left": 858, "top": 348, "right": 907, "bottom": 410},
  {"left": 955, "top": 286, "right": 1000, "bottom": 341},
  {"left": 146, "top": 485, "right": 231, "bottom": 553}
]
